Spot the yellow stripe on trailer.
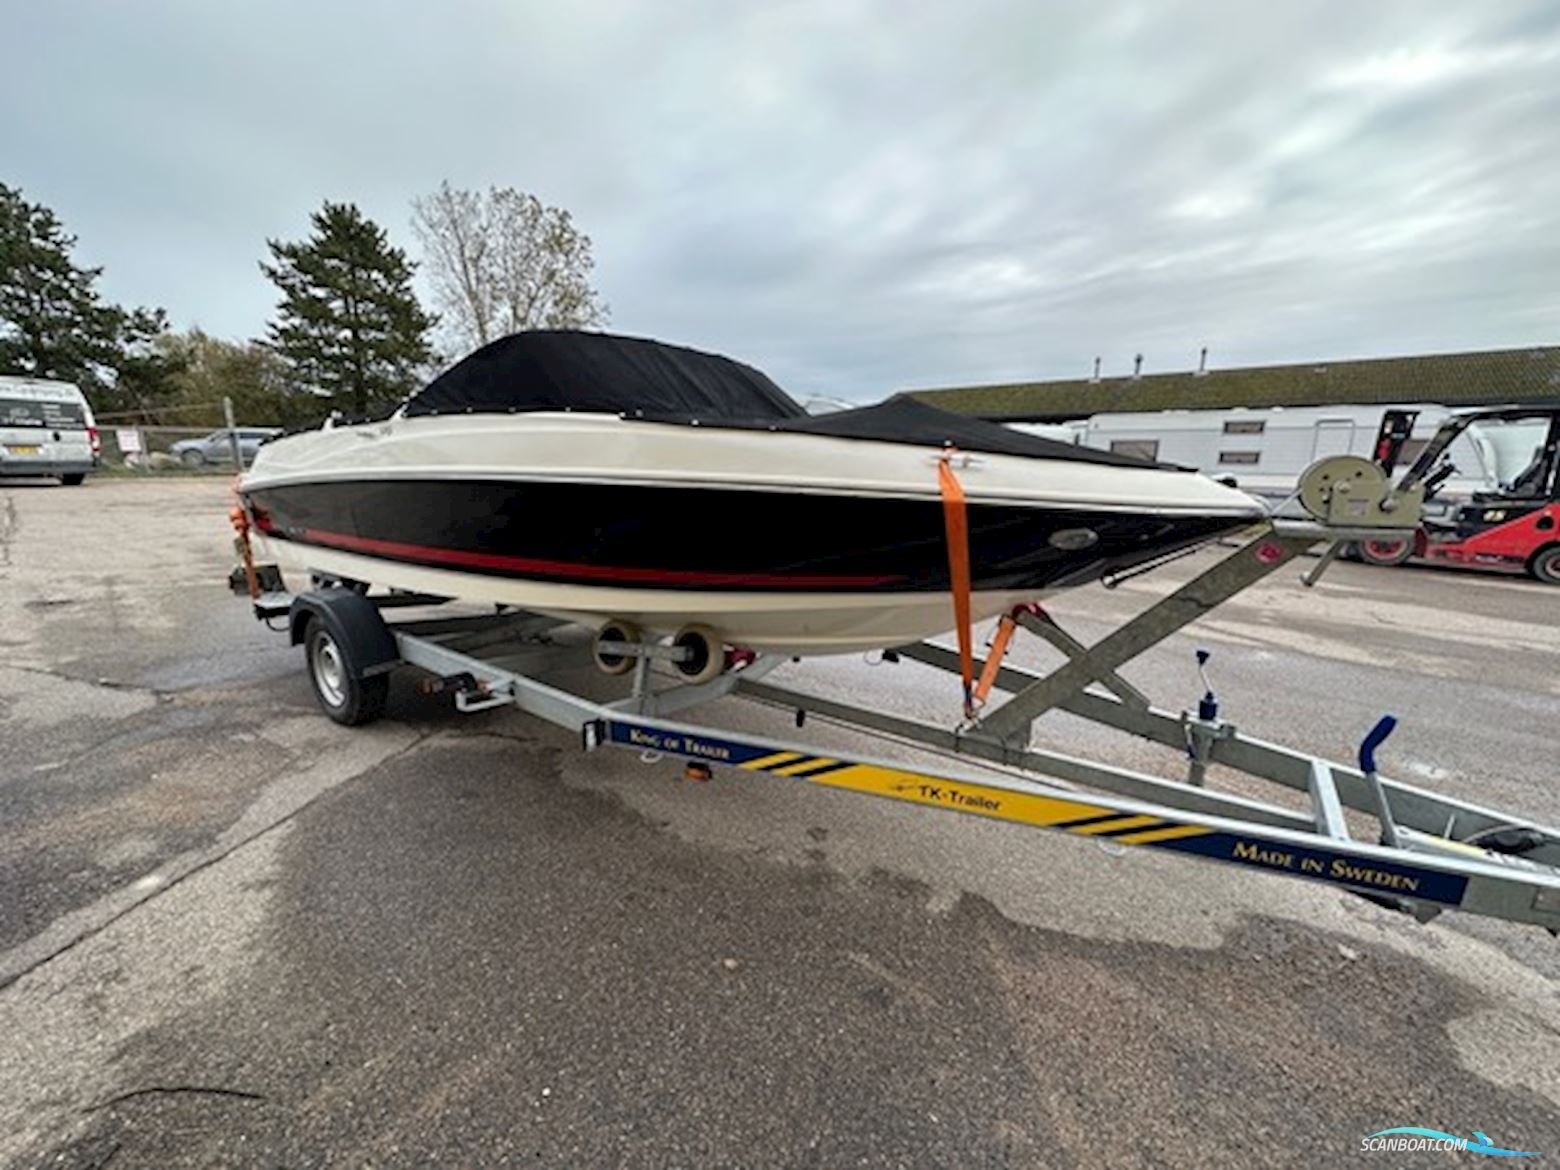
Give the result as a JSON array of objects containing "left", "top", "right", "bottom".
[
  {"left": 1065, "top": 814, "right": 1163, "bottom": 836},
  {"left": 742, "top": 751, "right": 805, "bottom": 772},
  {"left": 800, "top": 761, "right": 1118, "bottom": 831},
  {"left": 770, "top": 756, "right": 838, "bottom": 776},
  {"left": 1113, "top": 823, "right": 1215, "bottom": 845},
  {"left": 732, "top": 742, "right": 1216, "bottom": 848}
]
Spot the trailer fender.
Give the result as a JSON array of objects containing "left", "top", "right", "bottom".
[{"left": 288, "top": 590, "right": 399, "bottom": 677}]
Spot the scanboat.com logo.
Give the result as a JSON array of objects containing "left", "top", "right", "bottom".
[{"left": 1362, "top": 1127, "right": 1540, "bottom": 1157}]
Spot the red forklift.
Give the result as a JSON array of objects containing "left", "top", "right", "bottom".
[{"left": 1358, "top": 404, "right": 1560, "bottom": 584}]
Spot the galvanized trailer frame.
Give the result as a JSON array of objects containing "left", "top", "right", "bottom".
[{"left": 255, "top": 515, "right": 1560, "bottom": 937}]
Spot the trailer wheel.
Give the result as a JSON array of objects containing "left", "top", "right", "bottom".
[
  {"left": 672, "top": 623, "right": 725, "bottom": 685},
  {"left": 1529, "top": 545, "right": 1560, "bottom": 585},
  {"left": 1359, "top": 536, "right": 1413, "bottom": 566},
  {"left": 305, "top": 622, "right": 389, "bottom": 725}
]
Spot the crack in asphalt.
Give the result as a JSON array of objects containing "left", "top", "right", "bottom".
[
  {"left": 0, "top": 492, "right": 17, "bottom": 568},
  {"left": 83, "top": 1085, "right": 267, "bottom": 1113},
  {"left": 0, "top": 726, "right": 439, "bottom": 991},
  {"left": 440, "top": 727, "right": 540, "bottom": 746},
  {"left": 78, "top": 1139, "right": 120, "bottom": 1170},
  {"left": 2, "top": 661, "right": 173, "bottom": 698},
  {"left": 17, "top": 703, "right": 304, "bottom": 816}
]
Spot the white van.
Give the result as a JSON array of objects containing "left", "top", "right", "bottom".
[{"left": 0, "top": 377, "right": 100, "bottom": 485}]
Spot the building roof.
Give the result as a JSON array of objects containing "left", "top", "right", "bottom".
[{"left": 909, "top": 344, "right": 1560, "bottom": 422}]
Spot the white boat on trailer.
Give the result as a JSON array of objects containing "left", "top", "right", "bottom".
[
  {"left": 239, "top": 331, "right": 1265, "bottom": 667},
  {"left": 231, "top": 443, "right": 1560, "bottom": 939}
]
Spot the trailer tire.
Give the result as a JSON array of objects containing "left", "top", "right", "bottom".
[
  {"left": 305, "top": 622, "right": 389, "bottom": 725},
  {"left": 60, "top": 473, "right": 85, "bottom": 486},
  {"left": 1529, "top": 545, "right": 1560, "bottom": 585}
]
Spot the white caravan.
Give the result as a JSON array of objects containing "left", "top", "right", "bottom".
[{"left": 1012, "top": 404, "right": 1547, "bottom": 515}]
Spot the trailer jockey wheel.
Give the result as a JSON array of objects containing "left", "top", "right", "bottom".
[
  {"left": 672, "top": 623, "right": 725, "bottom": 685},
  {"left": 1359, "top": 536, "right": 1413, "bottom": 567},
  {"left": 305, "top": 622, "right": 389, "bottom": 726},
  {"left": 592, "top": 620, "right": 640, "bottom": 675},
  {"left": 1530, "top": 546, "right": 1560, "bottom": 585}
]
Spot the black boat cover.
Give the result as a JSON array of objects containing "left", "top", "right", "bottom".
[
  {"left": 404, "top": 330, "right": 1156, "bottom": 468},
  {"left": 677, "top": 395, "right": 1157, "bottom": 467},
  {"left": 405, "top": 331, "right": 805, "bottom": 421}
]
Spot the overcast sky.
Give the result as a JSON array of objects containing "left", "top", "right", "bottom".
[{"left": 6, "top": 1, "right": 1558, "bottom": 399}]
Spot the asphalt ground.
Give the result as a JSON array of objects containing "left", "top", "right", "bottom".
[{"left": 1, "top": 476, "right": 1557, "bottom": 1168}]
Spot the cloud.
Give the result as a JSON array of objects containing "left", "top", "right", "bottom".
[{"left": 3, "top": 0, "right": 1557, "bottom": 400}]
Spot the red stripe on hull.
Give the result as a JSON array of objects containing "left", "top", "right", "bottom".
[{"left": 254, "top": 515, "right": 903, "bottom": 589}]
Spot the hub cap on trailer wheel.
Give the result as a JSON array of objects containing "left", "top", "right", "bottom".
[{"left": 311, "top": 634, "right": 347, "bottom": 707}]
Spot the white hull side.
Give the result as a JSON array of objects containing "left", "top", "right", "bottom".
[
  {"left": 242, "top": 412, "right": 1268, "bottom": 518},
  {"left": 255, "top": 535, "right": 1052, "bottom": 655}
]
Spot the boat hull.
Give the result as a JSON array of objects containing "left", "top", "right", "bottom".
[
  {"left": 247, "top": 535, "right": 1075, "bottom": 652},
  {"left": 241, "top": 414, "right": 1265, "bottom": 655}
]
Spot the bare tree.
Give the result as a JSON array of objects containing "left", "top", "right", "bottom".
[
  {"left": 410, "top": 184, "right": 493, "bottom": 353},
  {"left": 411, "top": 183, "right": 608, "bottom": 354}
]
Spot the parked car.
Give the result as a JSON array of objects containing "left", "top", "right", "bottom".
[
  {"left": 0, "top": 377, "right": 100, "bottom": 485},
  {"left": 169, "top": 428, "right": 280, "bottom": 467}
]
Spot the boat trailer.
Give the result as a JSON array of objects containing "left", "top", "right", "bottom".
[{"left": 236, "top": 464, "right": 1560, "bottom": 938}]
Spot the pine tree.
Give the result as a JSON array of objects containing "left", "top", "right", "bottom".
[
  {"left": 0, "top": 182, "right": 184, "bottom": 417},
  {"left": 0, "top": 182, "right": 120, "bottom": 386},
  {"left": 261, "top": 202, "right": 436, "bottom": 416}
]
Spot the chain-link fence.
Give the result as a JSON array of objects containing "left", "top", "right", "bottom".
[{"left": 99, "top": 424, "right": 283, "bottom": 474}]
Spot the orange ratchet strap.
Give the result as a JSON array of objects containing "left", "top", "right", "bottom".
[
  {"left": 973, "top": 611, "right": 1019, "bottom": 707},
  {"left": 229, "top": 476, "right": 260, "bottom": 600},
  {"left": 937, "top": 450, "right": 976, "bottom": 718},
  {"left": 971, "top": 602, "right": 1042, "bottom": 707}
]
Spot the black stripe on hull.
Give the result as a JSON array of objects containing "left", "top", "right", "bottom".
[{"left": 245, "top": 479, "right": 1251, "bottom": 593}]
